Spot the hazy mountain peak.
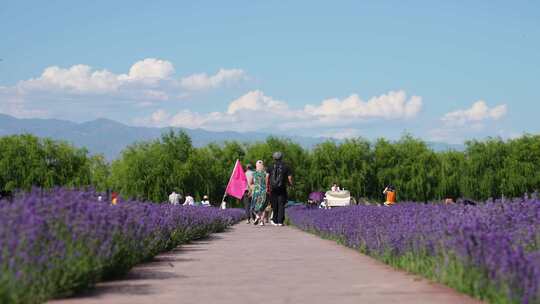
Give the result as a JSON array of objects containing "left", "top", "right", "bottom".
[{"left": 0, "top": 114, "right": 464, "bottom": 160}]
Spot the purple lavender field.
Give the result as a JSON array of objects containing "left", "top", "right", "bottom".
[
  {"left": 0, "top": 188, "right": 244, "bottom": 304},
  {"left": 287, "top": 200, "right": 540, "bottom": 304}
]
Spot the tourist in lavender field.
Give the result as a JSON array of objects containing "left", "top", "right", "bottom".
[
  {"left": 243, "top": 163, "right": 255, "bottom": 223},
  {"left": 251, "top": 160, "right": 268, "bottom": 226},
  {"left": 444, "top": 197, "right": 455, "bottom": 204},
  {"left": 201, "top": 195, "right": 211, "bottom": 207},
  {"left": 111, "top": 192, "right": 119, "bottom": 205},
  {"left": 183, "top": 194, "right": 195, "bottom": 206},
  {"left": 383, "top": 185, "right": 396, "bottom": 206},
  {"left": 169, "top": 191, "right": 180, "bottom": 205},
  {"left": 267, "top": 152, "right": 293, "bottom": 226}
]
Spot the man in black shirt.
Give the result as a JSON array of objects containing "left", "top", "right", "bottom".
[{"left": 266, "top": 151, "right": 293, "bottom": 226}]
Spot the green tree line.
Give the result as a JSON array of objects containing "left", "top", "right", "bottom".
[
  {"left": 0, "top": 134, "right": 105, "bottom": 193},
  {"left": 1, "top": 132, "right": 540, "bottom": 203}
]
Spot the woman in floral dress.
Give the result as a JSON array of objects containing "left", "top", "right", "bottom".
[{"left": 251, "top": 160, "right": 268, "bottom": 225}]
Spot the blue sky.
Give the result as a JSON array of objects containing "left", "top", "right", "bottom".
[{"left": 1, "top": 1, "right": 539, "bottom": 142}]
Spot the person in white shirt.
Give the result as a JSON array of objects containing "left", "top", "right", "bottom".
[
  {"left": 201, "top": 195, "right": 211, "bottom": 207},
  {"left": 331, "top": 183, "right": 341, "bottom": 192},
  {"left": 183, "top": 194, "right": 195, "bottom": 206},
  {"left": 169, "top": 191, "right": 180, "bottom": 205}
]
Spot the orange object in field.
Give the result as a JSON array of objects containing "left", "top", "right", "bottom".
[
  {"left": 385, "top": 190, "right": 396, "bottom": 204},
  {"left": 111, "top": 192, "right": 118, "bottom": 205}
]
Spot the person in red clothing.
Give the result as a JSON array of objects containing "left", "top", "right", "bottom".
[{"left": 111, "top": 192, "right": 119, "bottom": 205}]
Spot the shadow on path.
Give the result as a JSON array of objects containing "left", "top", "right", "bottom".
[
  {"left": 50, "top": 232, "right": 228, "bottom": 303},
  {"left": 50, "top": 224, "right": 482, "bottom": 304}
]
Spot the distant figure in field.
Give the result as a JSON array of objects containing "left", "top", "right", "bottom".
[
  {"left": 169, "top": 191, "right": 180, "bottom": 205},
  {"left": 331, "top": 183, "right": 341, "bottom": 192},
  {"left": 0, "top": 190, "right": 13, "bottom": 201},
  {"left": 267, "top": 151, "right": 293, "bottom": 226},
  {"left": 383, "top": 185, "right": 396, "bottom": 206},
  {"left": 111, "top": 192, "right": 119, "bottom": 205},
  {"left": 444, "top": 197, "right": 455, "bottom": 205},
  {"left": 183, "top": 194, "right": 195, "bottom": 206},
  {"left": 462, "top": 199, "right": 476, "bottom": 206},
  {"left": 201, "top": 195, "right": 211, "bottom": 207},
  {"left": 243, "top": 163, "right": 255, "bottom": 223},
  {"left": 251, "top": 160, "right": 268, "bottom": 226}
]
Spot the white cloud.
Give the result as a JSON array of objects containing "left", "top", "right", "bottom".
[
  {"left": 180, "top": 68, "right": 246, "bottom": 90},
  {"left": 17, "top": 58, "right": 224, "bottom": 96},
  {"left": 227, "top": 90, "right": 288, "bottom": 114},
  {"left": 0, "top": 86, "right": 49, "bottom": 118},
  {"left": 430, "top": 100, "right": 508, "bottom": 143},
  {"left": 304, "top": 90, "right": 422, "bottom": 121},
  {"left": 441, "top": 100, "right": 507, "bottom": 126},
  {"left": 137, "top": 89, "right": 423, "bottom": 135},
  {"left": 156, "top": 91, "right": 295, "bottom": 131},
  {"left": 126, "top": 58, "right": 174, "bottom": 80},
  {"left": 0, "top": 59, "right": 248, "bottom": 120},
  {"left": 0, "top": 105, "right": 48, "bottom": 118},
  {"left": 150, "top": 109, "right": 170, "bottom": 125},
  {"left": 20, "top": 65, "right": 122, "bottom": 94},
  {"left": 15, "top": 58, "right": 177, "bottom": 95}
]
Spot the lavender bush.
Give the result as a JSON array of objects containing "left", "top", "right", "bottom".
[
  {"left": 287, "top": 200, "right": 540, "bottom": 304},
  {"left": 0, "top": 188, "right": 244, "bottom": 304}
]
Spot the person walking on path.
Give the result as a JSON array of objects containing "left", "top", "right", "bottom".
[
  {"left": 267, "top": 151, "right": 293, "bottom": 226},
  {"left": 243, "top": 163, "right": 255, "bottom": 223},
  {"left": 251, "top": 160, "right": 268, "bottom": 226}
]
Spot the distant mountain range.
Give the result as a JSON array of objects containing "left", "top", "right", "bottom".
[{"left": 0, "top": 113, "right": 464, "bottom": 160}]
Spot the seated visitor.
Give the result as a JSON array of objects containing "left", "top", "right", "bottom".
[
  {"left": 111, "top": 192, "right": 119, "bottom": 205},
  {"left": 183, "top": 194, "right": 195, "bottom": 206},
  {"left": 383, "top": 185, "right": 396, "bottom": 206},
  {"left": 201, "top": 195, "right": 211, "bottom": 207},
  {"left": 444, "top": 197, "right": 455, "bottom": 205},
  {"left": 169, "top": 191, "right": 180, "bottom": 205}
]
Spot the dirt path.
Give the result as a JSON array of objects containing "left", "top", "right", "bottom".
[{"left": 50, "top": 223, "right": 482, "bottom": 304}]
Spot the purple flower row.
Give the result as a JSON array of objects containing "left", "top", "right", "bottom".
[
  {"left": 0, "top": 188, "right": 244, "bottom": 303},
  {"left": 287, "top": 200, "right": 540, "bottom": 304}
]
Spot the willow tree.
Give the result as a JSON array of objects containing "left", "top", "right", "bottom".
[
  {"left": 501, "top": 135, "right": 540, "bottom": 197},
  {"left": 0, "top": 134, "right": 92, "bottom": 193},
  {"left": 436, "top": 150, "right": 465, "bottom": 200},
  {"left": 110, "top": 130, "right": 197, "bottom": 202},
  {"left": 462, "top": 138, "right": 508, "bottom": 200}
]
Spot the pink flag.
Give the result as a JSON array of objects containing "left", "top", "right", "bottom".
[{"left": 225, "top": 159, "right": 248, "bottom": 199}]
